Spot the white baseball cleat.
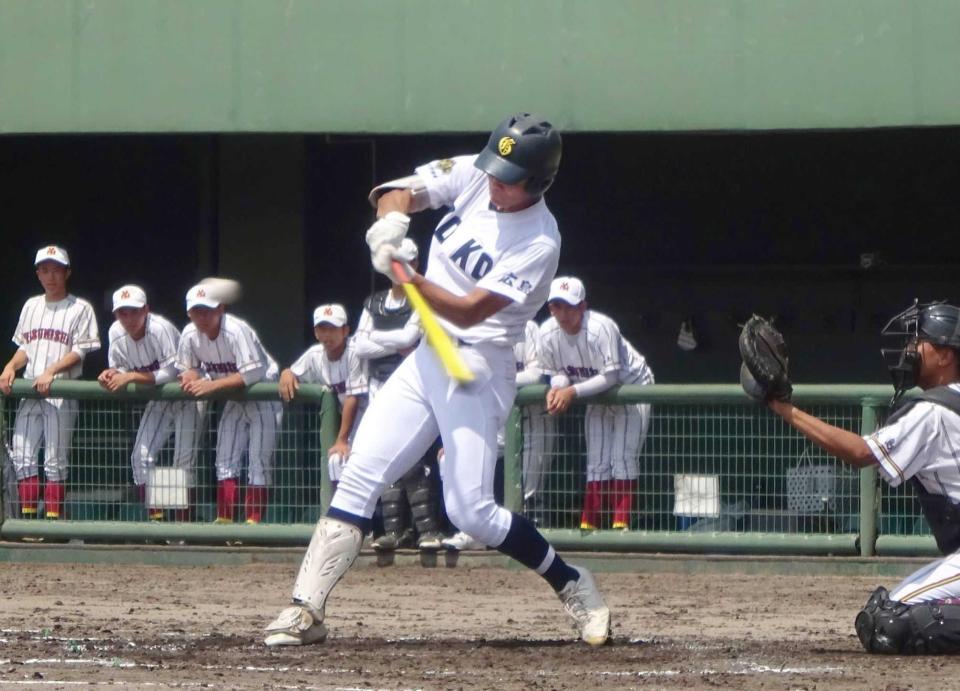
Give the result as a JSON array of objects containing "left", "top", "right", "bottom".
[
  {"left": 264, "top": 605, "right": 328, "bottom": 647},
  {"left": 558, "top": 566, "right": 611, "bottom": 646},
  {"left": 441, "top": 531, "right": 485, "bottom": 551}
]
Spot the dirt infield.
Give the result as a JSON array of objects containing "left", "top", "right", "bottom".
[{"left": 0, "top": 556, "right": 943, "bottom": 689}]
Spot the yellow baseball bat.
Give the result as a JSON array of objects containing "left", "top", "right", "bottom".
[{"left": 390, "top": 260, "right": 475, "bottom": 383}]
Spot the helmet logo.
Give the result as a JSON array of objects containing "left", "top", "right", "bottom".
[{"left": 498, "top": 136, "right": 516, "bottom": 156}]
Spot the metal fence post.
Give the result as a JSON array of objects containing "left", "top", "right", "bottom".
[
  {"left": 503, "top": 404, "right": 523, "bottom": 514},
  {"left": 858, "top": 402, "right": 880, "bottom": 557}
]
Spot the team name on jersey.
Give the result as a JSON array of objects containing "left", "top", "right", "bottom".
[
  {"left": 21, "top": 328, "right": 70, "bottom": 345},
  {"left": 434, "top": 216, "right": 493, "bottom": 280},
  {"left": 331, "top": 381, "right": 347, "bottom": 394},
  {"left": 203, "top": 361, "right": 239, "bottom": 374},
  {"left": 565, "top": 365, "right": 599, "bottom": 378},
  {"left": 133, "top": 360, "right": 161, "bottom": 374}
]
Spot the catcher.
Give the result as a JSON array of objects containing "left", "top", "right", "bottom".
[{"left": 741, "top": 304, "right": 960, "bottom": 654}]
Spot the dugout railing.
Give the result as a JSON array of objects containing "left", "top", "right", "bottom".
[{"left": 0, "top": 380, "right": 937, "bottom": 556}]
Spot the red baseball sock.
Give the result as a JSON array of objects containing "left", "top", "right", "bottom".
[
  {"left": 580, "top": 481, "right": 602, "bottom": 530},
  {"left": 44, "top": 481, "right": 65, "bottom": 519},
  {"left": 612, "top": 479, "right": 636, "bottom": 529},
  {"left": 245, "top": 485, "right": 268, "bottom": 524},
  {"left": 216, "top": 478, "right": 238, "bottom": 521},
  {"left": 18, "top": 476, "right": 40, "bottom": 516}
]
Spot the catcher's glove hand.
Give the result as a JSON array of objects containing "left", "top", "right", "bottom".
[{"left": 738, "top": 315, "right": 792, "bottom": 403}]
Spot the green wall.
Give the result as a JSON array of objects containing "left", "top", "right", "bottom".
[{"left": 2, "top": 0, "right": 960, "bottom": 134}]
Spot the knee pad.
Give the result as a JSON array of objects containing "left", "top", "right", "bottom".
[{"left": 907, "top": 603, "right": 960, "bottom": 654}]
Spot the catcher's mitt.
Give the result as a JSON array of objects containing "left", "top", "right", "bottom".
[{"left": 738, "top": 315, "right": 792, "bottom": 403}]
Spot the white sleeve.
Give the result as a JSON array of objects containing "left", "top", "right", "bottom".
[
  {"left": 477, "top": 240, "right": 559, "bottom": 305},
  {"left": 594, "top": 319, "right": 623, "bottom": 376},
  {"left": 72, "top": 302, "right": 101, "bottom": 357},
  {"left": 230, "top": 326, "right": 266, "bottom": 377},
  {"left": 11, "top": 301, "right": 30, "bottom": 348},
  {"left": 414, "top": 155, "right": 482, "bottom": 209},
  {"left": 370, "top": 312, "right": 421, "bottom": 350},
  {"left": 176, "top": 331, "right": 200, "bottom": 372},
  {"left": 290, "top": 347, "right": 321, "bottom": 382},
  {"left": 864, "top": 402, "right": 939, "bottom": 487},
  {"left": 573, "top": 370, "right": 619, "bottom": 398},
  {"left": 345, "top": 347, "right": 368, "bottom": 396},
  {"left": 352, "top": 309, "right": 396, "bottom": 359},
  {"left": 538, "top": 328, "right": 562, "bottom": 377}
]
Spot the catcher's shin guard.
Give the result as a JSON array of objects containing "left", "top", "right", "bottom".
[
  {"left": 855, "top": 587, "right": 960, "bottom": 654},
  {"left": 406, "top": 462, "right": 441, "bottom": 537},
  {"left": 290, "top": 517, "right": 363, "bottom": 619},
  {"left": 379, "top": 482, "right": 408, "bottom": 537}
]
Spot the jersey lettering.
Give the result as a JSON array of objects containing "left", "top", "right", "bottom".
[
  {"left": 450, "top": 239, "right": 493, "bottom": 279},
  {"left": 565, "top": 365, "right": 599, "bottom": 378},
  {"left": 203, "top": 361, "right": 239, "bottom": 374},
  {"left": 434, "top": 216, "right": 461, "bottom": 242},
  {"left": 133, "top": 360, "right": 161, "bottom": 374},
  {"left": 21, "top": 328, "right": 71, "bottom": 345}
]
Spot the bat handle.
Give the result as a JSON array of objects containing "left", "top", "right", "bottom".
[{"left": 390, "top": 259, "right": 412, "bottom": 284}]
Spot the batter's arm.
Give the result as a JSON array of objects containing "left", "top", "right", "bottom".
[
  {"left": 768, "top": 399, "right": 876, "bottom": 468},
  {"left": 406, "top": 273, "right": 510, "bottom": 329}
]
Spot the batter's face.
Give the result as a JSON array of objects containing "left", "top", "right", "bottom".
[
  {"left": 487, "top": 175, "right": 537, "bottom": 213},
  {"left": 314, "top": 324, "right": 349, "bottom": 358},
  {"left": 115, "top": 306, "right": 149, "bottom": 340},
  {"left": 188, "top": 305, "right": 224, "bottom": 339},
  {"left": 549, "top": 300, "right": 586, "bottom": 335},
  {"left": 36, "top": 261, "right": 70, "bottom": 300}
]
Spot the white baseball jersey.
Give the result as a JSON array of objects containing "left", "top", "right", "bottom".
[
  {"left": 290, "top": 339, "right": 369, "bottom": 407},
  {"left": 13, "top": 295, "right": 100, "bottom": 379},
  {"left": 107, "top": 313, "right": 180, "bottom": 385},
  {"left": 177, "top": 313, "right": 278, "bottom": 383},
  {"left": 514, "top": 320, "right": 541, "bottom": 383},
  {"left": 538, "top": 310, "right": 653, "bottom": 482},
  {"left": 538, "top": 310, "right": 655, "bottom": 387},
  {"left": 415, "top": 155, "right": 560, "bottom": 346},
  {"left": 863, "top": 384, "right": 960, "bottom": 604},
  {"left": 329, "top": 154, "right": 561, "bottom": 550}
]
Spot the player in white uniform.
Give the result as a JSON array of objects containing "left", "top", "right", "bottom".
[
  {"left": 265, "top": 113, "right": 611, "bottom": 647},
  {"left": 97, "top": 285, "right": 204, "bottom": 521},
  {"left": 0, "top": 246, "right": 100, "bottom": 519},
  {"left": 763, "top": 301, "right": 960, "bottom": 654},
  {"left": 279, "top": 304, "right": 368, "bottom": 489},
  {"left": 539, "top": 277, "right": 655, "bottom": 531},
  {"left": 177, "top": 284, "right": 282, "bottom": 524}
]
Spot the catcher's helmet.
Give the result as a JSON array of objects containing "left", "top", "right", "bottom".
[
  {"left": 881, "top": 300, "right": 960, "bottom": 403},
  {"left": 474, "top": 113, "right": 561, "bottom": 196}
]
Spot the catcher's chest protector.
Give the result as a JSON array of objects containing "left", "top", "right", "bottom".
[{"left": 888, "top": 386, "right": 960, "bottom": 555}]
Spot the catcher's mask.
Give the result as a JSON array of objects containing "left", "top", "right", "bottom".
[{"left": 881, "top": 299, "right": 960, "bottom": 403}]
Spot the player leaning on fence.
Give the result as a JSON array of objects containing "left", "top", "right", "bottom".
[
  {"left": 741, "top": 302, "right": 960, "bottom": 654},
  {"left": 0, "top": 245, "right": 100, "bottom": 520}
]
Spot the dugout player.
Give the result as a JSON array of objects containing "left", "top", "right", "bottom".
[
  {"left": 354, "top": 240, "right": 445, "bottom": 552},
  {"left": 279, "top": 304, "right": 368, "bottom": 491},
  {"left": 98, "top": 285, "right": 204, "bottom": 521},
  {"left": 265, "top": 113, "right": 611, "bottom": 647},
  {"left": 0, "top": 245, "right": 100, "bottom": 519},
  {"left": 761, "top": 301, "right": 960, "bottom": 654},
  {"left": 538, "top": 277, "right": 655, "bottom": 531},
  {"left": 177, "top": 284, "right": 282, "bottom": 524}
]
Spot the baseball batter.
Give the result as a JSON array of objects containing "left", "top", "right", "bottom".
[
  {"left": 177, "top": 284, "right": 281, "bottom": 524},
  {"left": 538, "top": 277, "right": 654, "bottom": 531},
  {"left": 757, "top": 301, "right": 960, "bottom": 654},
  {"left": 98, "top": 285, "right": 204, "bottom": 521},
  {"left": 265, "top": 113, "right": 610, "bottom": 647},
  {"left": 0, "top": 245, "right": 100, "bottom": 519},
  {"left": 279, "top": 304, "right": 368, "bottom": 487}
]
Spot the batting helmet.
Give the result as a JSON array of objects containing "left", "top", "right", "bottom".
[{"left": 474, "top": 113, "right": 562, "bottom": 196}]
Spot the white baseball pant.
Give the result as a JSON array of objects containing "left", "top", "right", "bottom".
[
  {"left": 521, "top": 405, "right": 555, "bottom": 500},
  {"left": 584, "top": 403, "right": 651, "bottom": 482},
  {"left": 10, "top": 398, "right": 77, "bottom": 482},
  {"left": 130, "top": 400, "right": 206, "bottom": 487},
  {"left": 215, "top": 400, "right": 283, "bottom": 486}
]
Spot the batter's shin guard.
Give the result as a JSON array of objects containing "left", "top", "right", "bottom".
[
  {"left": 18, "top": 476, "right": 40, "bottom": 517},
  {"left": 245, "top": 485, "right": 268, "bottom": 524},
  {"left": 580, "top": 481, "right": 602, "bottom": 530},
  {"left": 612, "top": 479, "right": 636, "bottom": 529},
  {"left": 216, "top": 478, "right": 239, "bottom": 522},
  {"left": 291, "top": 517, "right": 364, "bottom": 619}
]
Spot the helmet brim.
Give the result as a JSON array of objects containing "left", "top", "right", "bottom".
[{"left": 474, "top": 149, "right": 528, "bottom": 185}]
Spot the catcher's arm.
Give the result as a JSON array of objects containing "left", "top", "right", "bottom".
[{"left": 768, "top": 400, "right": 876, "bottom": 468}]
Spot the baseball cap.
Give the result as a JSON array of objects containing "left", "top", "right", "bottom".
[
  {"left": 313, "top": 304, "right": 348, "bottom": 327},
  {"left": 34, "top": 245, "right": 70, "bottom": 267},
  {"left": 185, "top": 284, "right": 221, "bottom": 310},
  {"left": 112, "top": 285, "right": 147, "bottom": 311},
  {"left": 548, "top": 276, "right": 586, "bottom": 305}
]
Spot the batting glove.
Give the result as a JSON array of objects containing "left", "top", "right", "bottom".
[
  {"left": 371, "top": 238, "right": 418, "bottom": 280},
  {"left": 365, "top": 211, "right": 410, "bottom": 254}
]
